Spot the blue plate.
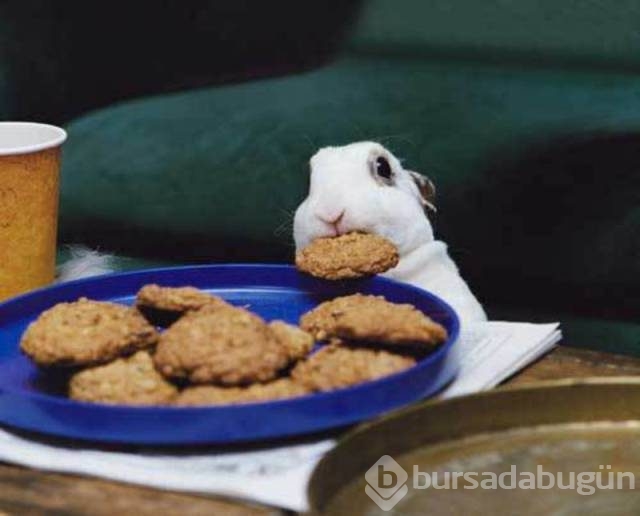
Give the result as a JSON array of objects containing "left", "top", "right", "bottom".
[{"left": 0, "top": 264, "right": 459, "bottom": 445}]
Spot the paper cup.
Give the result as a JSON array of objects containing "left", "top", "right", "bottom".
[{"left": 0, "top": 122, "right": 67, "bottom": 300}]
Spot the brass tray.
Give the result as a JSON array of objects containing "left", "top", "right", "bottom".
[{"left": 308, "top": 378, "right": 640, "bottom": 515}]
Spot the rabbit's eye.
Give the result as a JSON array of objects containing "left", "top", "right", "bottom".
[{"left": 374, "top": 156, "right": 393, "bottom": 181}]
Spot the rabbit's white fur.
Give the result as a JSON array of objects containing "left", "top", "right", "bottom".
[
  {"left": 293, "top": 141, "right": 487, "bottom": 324},
  {"left": 56, "top": 246, "right": 114, "bottom": 283}
]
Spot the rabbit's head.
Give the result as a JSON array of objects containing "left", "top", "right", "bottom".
[{"left": 294, "top": 141, "right": 436, "bottom": 256}]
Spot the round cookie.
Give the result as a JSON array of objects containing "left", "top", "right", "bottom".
[
  {"left": 291, "top": 343, "right": 416, "bottom": 391},
  {"left": 154, "top": 306, "right": 294, "bottom": 385},
  {"left": 300, "top": 294, "right": 447, "bottom": 347},
  {"left": 268, "top": 321, "right": 314, "bottom": 359},
  {"left": 295, "top": 232, "right": 399, "bottom": 280},
  {"left": 174, "top": 378, "right": 309, "bottom": 406},
  {"left": 20, "top": 298, "right": 159, "bottom": 367},
  {"left": 135, "top": 284, "right": 230, "bottom": 326},
  {"left": 69, "top": 351, "right": 178, "bottom": 406}
]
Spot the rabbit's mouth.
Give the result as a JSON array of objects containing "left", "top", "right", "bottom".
[
  {"left": 314, "top": 216, "right": 350, "bottom": 238},
  {"left": 334, "top": 219, "right": 352, "bottom": 237},
  {"left": 316, "top": 224, "right": 369, "bottom": 240}
]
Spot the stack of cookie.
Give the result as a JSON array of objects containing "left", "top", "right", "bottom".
[
  {"left": 19, "top": 285, "right": 447, "bottom": 407},
  {"left": 20, "top": 296, "right": 174, "bottom": 405},
  {"left": 294, "top": 294, "right": 447, "bottom": 391}
]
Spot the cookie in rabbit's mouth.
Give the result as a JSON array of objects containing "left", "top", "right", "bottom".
[{"left": 295, "top": 232, "right": 399, "bottom": 280}]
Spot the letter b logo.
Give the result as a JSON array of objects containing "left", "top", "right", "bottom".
[
  {"left": 379, "top": 465, "right": 398, "bottom": 488},
  {"left": 365, "top": 455, "right": 409, "bottom": 511}
]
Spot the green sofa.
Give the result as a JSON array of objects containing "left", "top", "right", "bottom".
[{"left": 4, "top": 1, "right": 639, "bottom": 354}]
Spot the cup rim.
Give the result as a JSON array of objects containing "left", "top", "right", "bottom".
[{"left": 0, "top": 122, "right": 67, "bottom": 156}]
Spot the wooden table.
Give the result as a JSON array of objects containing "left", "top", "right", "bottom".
[{"left": 3, "top": 345, "right": 640, "bottom": 515}]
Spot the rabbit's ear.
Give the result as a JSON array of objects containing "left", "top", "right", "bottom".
[{"left": 408, "top": 171, "right": 437, "bottom": 213}]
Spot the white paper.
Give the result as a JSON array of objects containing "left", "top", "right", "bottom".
[
  {"left": 442, "top": 321, "right": 561, "bottom": 397},
  {"left": 0, "top": 321, "right": 561, "bottom": 512}
]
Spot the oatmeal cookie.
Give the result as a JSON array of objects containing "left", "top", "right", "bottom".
[
  {"left": 135, "top": 284, "right": 230, "bottom": 326},
  {"left": 295, "top": 232, "right": 399, "bottom": 280},
  {"left": 268, "top": 321, "right": 314, "bottom": 359},
  {"left": 300, "top": 294, "right": 447, "bottom": 347},
  {"left": 69, "top": 351, "right": 177, "bottom": 405},
  {"left": 154, "top": 306, "right": 296, "bottom": 385},
  {"left": 291, "top": 343, "right": 416, "bottom": 391},
  {"left": 20, "top": 298, "right": 158, "bottom": 367},
  {"left": 174, "top": 378, "right": 309, "bottom": 406}
]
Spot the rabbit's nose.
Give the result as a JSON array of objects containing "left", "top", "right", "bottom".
[{"left": 315, "top": 208, "right": 345, "bottom": 226}]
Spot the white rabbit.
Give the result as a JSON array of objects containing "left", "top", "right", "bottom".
[{"left": 293, "top": 141, "right": 487, "bottom": 325}]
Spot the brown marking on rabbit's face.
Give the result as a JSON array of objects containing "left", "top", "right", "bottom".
[{"left": 408, "top": 171, "right": 437, "bottom": 214}]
